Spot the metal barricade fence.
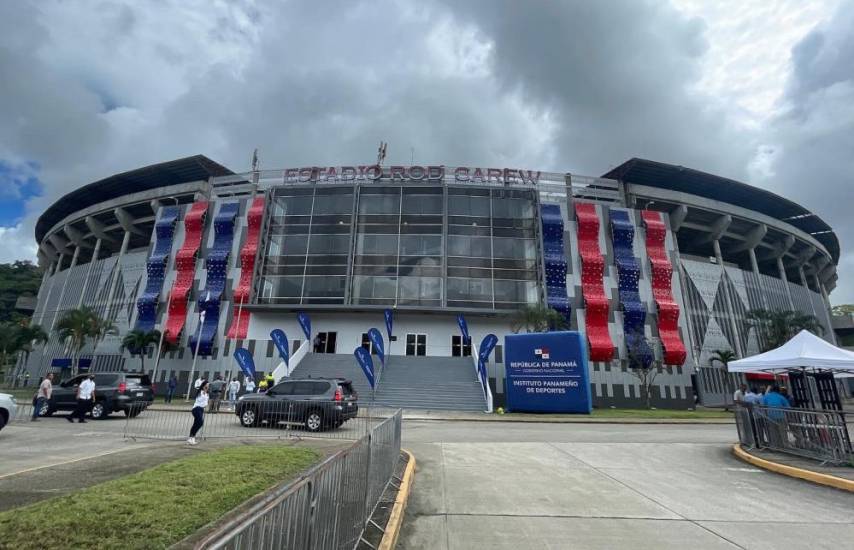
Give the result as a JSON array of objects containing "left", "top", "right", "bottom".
[
  {"left": 199, "top": 410, "right": 403, "bottom": 550},
  {"left": 735, "top": 405, "right": 853, "bottom": 465},
  {"left": 122, "top": 398, "right": 380, "bottom": 442}
]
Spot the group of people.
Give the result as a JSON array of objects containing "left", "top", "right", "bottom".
[
  {"left": 30, "top": 372, "right": 97, "bottom": 423},
  {"left": 733, "top": 383, "right": 792, "bottom": 408}
]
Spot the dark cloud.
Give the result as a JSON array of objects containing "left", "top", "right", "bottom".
[
  {"left": 0, "top": 0, "right": 849, "bottom": 302},
  {"left": 758, "top": 2, "right": 854, "bottom": 302}
]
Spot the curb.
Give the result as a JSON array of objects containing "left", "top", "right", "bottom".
[
  {"left": 402, "top": 416, "right": 733, "bottom": 425},
  {"left": 732, "top": 444, "right": 854, "bottom": 493},
  {"left": 378, "top": 449, "right": 416, "bottom": 550}
]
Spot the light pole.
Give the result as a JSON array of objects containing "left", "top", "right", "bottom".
[{"left": 186, "top": 307, "right": 207, "bottom": 401}]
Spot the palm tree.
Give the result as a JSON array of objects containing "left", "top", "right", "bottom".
[
  {"left": 746, "top": 309, "right": 824, "bottom": 351},
  {"left": 55, "top": 306, "right": 117, "bottom": 376},
  {"left": 12, "top": 324, "right": 49, "bottom": 380},
  {"left": 511, "top": 304, "right": 570, "bottom": 333},
  {"left": 121, "top": 329, "right": 161, "bottom": 372},
  {"left": 710, "top": 349, "right": 737, "bottom": 407}
]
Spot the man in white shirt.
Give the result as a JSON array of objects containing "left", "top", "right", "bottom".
[
  {"left": 245, "top": 376, "right": 255, "bottom": 394},
  {"left": 70, "top": 375, "right": 96, "bottom": 423},
  {"left": 744, "top": 387, "right": 762, "bottom": 405}
]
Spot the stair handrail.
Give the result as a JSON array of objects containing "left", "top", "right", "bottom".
[
  {"left": 471, "top": 353, "right": 493, "bottom": 413},
  {"left": 272, "top": 340, "right": 310, "bottom": 383}
]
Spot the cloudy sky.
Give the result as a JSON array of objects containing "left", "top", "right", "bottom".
[{"left": 1, "top": 0, "right": 852, "bottom": 302}]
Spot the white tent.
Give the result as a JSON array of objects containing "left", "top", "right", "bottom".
[{"left": 727, "top": 330, "right": 854, "bottom": 376}]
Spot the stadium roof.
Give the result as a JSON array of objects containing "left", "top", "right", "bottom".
[
  {"left": 603, "top": 158, "right": 840, "bottom": 263},
  {"left": 36, "top": 155, "right": 233, "bottom": 243}
]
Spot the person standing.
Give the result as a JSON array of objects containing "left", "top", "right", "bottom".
[
  {"left": 733, "top": 383, "right": 747, "bottom": 405},
  {"left": 31, "top": 373, "right": 53, "bottom": 421},
  {"left": 209, "top": 375, "right": 225, "bottom": 413},
  {"left": 313, "top": 334, "right": 322, "bottom": 353},
  {"left": 744, "top": 386, "right": 762, "bottom": 405},
  {"left": 228, "top": 377, "right": 240, "bottom": 405},
  {"left": 245, "top": 376, "right": 255, "bottom": 394},
  {"left": 70, "top": 375, "right": 96, "bottom": 423},
  {"left": 166, "top": 375, "right": 177, "bottom": 404},
  {"left": 188, "top": 380, "right": 209, "bottom": 445}
]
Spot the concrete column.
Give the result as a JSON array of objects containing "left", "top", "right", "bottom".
[
  {"left": 776, "top": 257, "right": 795, "bottom": 309},
  {"left": 813, "top": 273, "right": 837, "bottom": 344},
  {"left": 38, "top": 256, "right": 63, "bottom": 326},
  {"left": 103, "top": 231, "right": 131, "bottom": 325},
  {"left": 747, "top": 247, "right": 770, "bottom": 311},
  {"left": 78, "top": 238, "right": 102, "bottom": 307},
  {"left": 713, "top": 239, "right": 743, "bottom": 356},
  {"left": 49, "top": 245, "right": 81, "bottom": 331},
  {"left": 798, "top": 265, "right": 817, "bottom": 317}
]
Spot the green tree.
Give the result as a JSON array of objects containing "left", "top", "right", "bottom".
[
  {"left": 710, "top": 349, "right": 737, "bottom": 407},
  {"left": 121, "top": 329, "right": 161, "bottom": 372},
  {"left": 624, "top": 327, "right": 666, "bottom": 409},
  {"left": 0, "top": 261, "right": 42, "bottom": 323},
  {"left": 511, "top": 304, "right": 570, "bottom": 333},
  {"left": 55, "top": 306, "right": 117, "bottom": 376},
  {"left": 831, "top": 304, "right": 854, "bottom": 316},
  {"left": 746, "top": 309, "right": 824, "bottom": 352}
]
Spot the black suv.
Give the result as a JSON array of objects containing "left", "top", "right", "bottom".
[
  {"left": 236, "top": 378, "right": 358, "bottom": 432},
  {"left": 39, "top": 372, "right": 154, "bottom": 420}
]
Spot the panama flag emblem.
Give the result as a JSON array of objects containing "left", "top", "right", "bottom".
[{"left": 534, "top": 348, "right": 550, "bottom": 360}]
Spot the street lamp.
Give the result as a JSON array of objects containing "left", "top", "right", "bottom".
[{"left": 186, "top": 304, "right": 207, "bottom": 401}]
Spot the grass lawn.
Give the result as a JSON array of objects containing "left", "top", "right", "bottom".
[
  {"left": 590, "top": 407, "right": 733, "bottom": 419},
  {"left": 0, "top": 445, "right": 319, "bottom": 550}
]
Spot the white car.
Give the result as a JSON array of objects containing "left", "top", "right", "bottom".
[{"left": 0, "top": 393, "right": 18, "bottom": 431}]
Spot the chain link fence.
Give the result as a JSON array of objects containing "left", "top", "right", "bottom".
[
  {"left": 197, "top": 409, "right": 403, "bottom": 549},
  {"left": 735, "top": 404, "right": 853, "bottom": 465}
]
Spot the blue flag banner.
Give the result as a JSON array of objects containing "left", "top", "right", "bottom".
[
  {"left": 503, "top": 331, "right": 592, "bottom": 413},
  {"left": 478, "top": 333, "right": 498, "bottom": 362},
  {"left": 270, "top": 329, "right": 290, "bottom": 366},
  {"left": 354, "top": 346, "right": 375, "bottom": 388},
  {"left": 457, "top": 313, "right": 470, "bottom": 345},
  {"left": 368, "top": 327, "right": 385, "bottom": 367},
  {"left": 233, "top": 347, "right": 257, "bottom": 380},
  {"left": 297, "top": 311, "right": 311, "bottom": 342},
  {"left": 384, "top": 308, "right": 394, "bottom": 341}
]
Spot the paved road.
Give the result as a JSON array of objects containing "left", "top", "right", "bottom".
[{"left": 399, "top": 420, "right": 854, "bottom": 549}]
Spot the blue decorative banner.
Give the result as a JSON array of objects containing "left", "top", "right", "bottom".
[
  {"left": 384, "top": 308, "right": 394, "bottom": 341},
  {"left": 477, "top": 334, "right": 498, "bottom": 388},
  {"left": 233, "top": 347, "right": 257, "bottom": 380},
  {"left": 270, "top": 329, "right": 290, "bottom": 367},
  {"left": 368, "top": 327, "right": 385, "bottom": 367},
  {"left": 540, "top": 204, "right": 570, "bottom": 323},
  {"left": 504, "top": 331, "right": 591, "bottom": 413},
  {"left": 457, "top": 313, "right": 470, "bottom": 345},
  {"left": 354, "top": 346, "right": 375, "bottom": 388},
  {"left": 297, "top": 311, "right": 311, "bottom": 342}
]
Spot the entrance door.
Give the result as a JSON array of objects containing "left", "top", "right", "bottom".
[
  {"left": 451, "top": 335, "right": 472, "bottom": 357},
  {"left": 316, "top": 332, "right": 337, "bottom": 354},
  {"left": 405, "top": 334, "right": 427, "bottom": 356}
]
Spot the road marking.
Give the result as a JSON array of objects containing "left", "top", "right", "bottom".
[{"left": 0, "top": 443, "right": 155, "bottom": 480}]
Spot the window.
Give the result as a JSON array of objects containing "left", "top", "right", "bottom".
[
  {"left": 361, "top": 333, "right": 377, "bottom": 354},
  {"left": 448, "top": 195, "right": 490, "bottom": 217},
  {"left": 303, "top": 276, "right": 346, "bottom": 298},
  {"left": 272, "top": 382, "right": 295, "bottom": 395},
  {"left": 447, "top": 277, "right": 493, "bottom": 302},
  {"left": 356, "top": 234, "right": 399, "bottom": 255},
  {"left": 352, "top": 276, "right": 397, "bottom": 302},
  {"left": 448, "top": 235, "right": 491, "bottom": 257},
  {"left": 312, "top": 193, "right": 353, "bottom": 215},
  {"left": 451, "top": 335, "right": 472, "bottom": 357},
  {"left": 293, "top": 381, "right": 316, "bottom": 395},
  {"left": 308, "top": 234, "right": 350, "bottom": 255},
  {"left": 399, "top": 235, "right": 442, "bottom": 256},
  {"left": 406, "top": 334, "right": 427, "bottom": 356},
  {"left": 358, "top": 193, "right": 400, "bottom": 214},
  {"left": 402, "top": 194, "right": 443, "bottom": 215},
  {"left": 398, "top": 276, "right": 441, "bottom": 304},
  {"left": 314, "top": 332, "right": 337, "bottom": 353},
  {"left": 494, "top": 279, "right": 538, "bottom": 304},
  {"left": 492, "top": 237, "right": 536, "bottom": 260}
]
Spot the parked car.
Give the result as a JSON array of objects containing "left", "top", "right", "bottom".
[
  {"left": 38, "top": 372, "right": 154, "bottom": 420},
  {"left": 0, "top": 393, "right": 17, "bottom": 431},
  {"left": 236, "top": 378, "right": 358, "bottom": 432}
]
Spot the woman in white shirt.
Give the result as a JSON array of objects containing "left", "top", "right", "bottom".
[{"left": 188, "top": 380, "right": 209, "bottom": 445}]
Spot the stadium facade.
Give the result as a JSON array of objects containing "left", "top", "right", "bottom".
[{"left": 19, "top": 155, "right": 841, "bottom": 409}]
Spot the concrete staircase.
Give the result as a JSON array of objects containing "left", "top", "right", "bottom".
[{"left": 288, "top": 353, "right": 487, "bottom": 411}]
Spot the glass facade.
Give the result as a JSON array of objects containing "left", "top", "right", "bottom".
[{"left": 257, "top": 184, "right": 540, "bottom": 310}]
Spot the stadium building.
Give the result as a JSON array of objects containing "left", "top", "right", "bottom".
[{"left": 19, "top": 155, "right": 842, "bottom": 410}]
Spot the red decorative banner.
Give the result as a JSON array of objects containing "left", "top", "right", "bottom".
[
  {"left": 164, "top": 201, "right": 208, "bottom": 345},
  {"left": 575, "top": 202, "right": 614, "bottom": 362},
  {"left": 641, "top": 211, "right": 687, "bottom": 365},
  {"left": 227, "top": 197, "right": 265, "bottom": 339}
]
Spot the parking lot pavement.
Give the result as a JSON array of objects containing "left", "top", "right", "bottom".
[{"left": 399, "top": 421, "right": 854, "bottom": 550}]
